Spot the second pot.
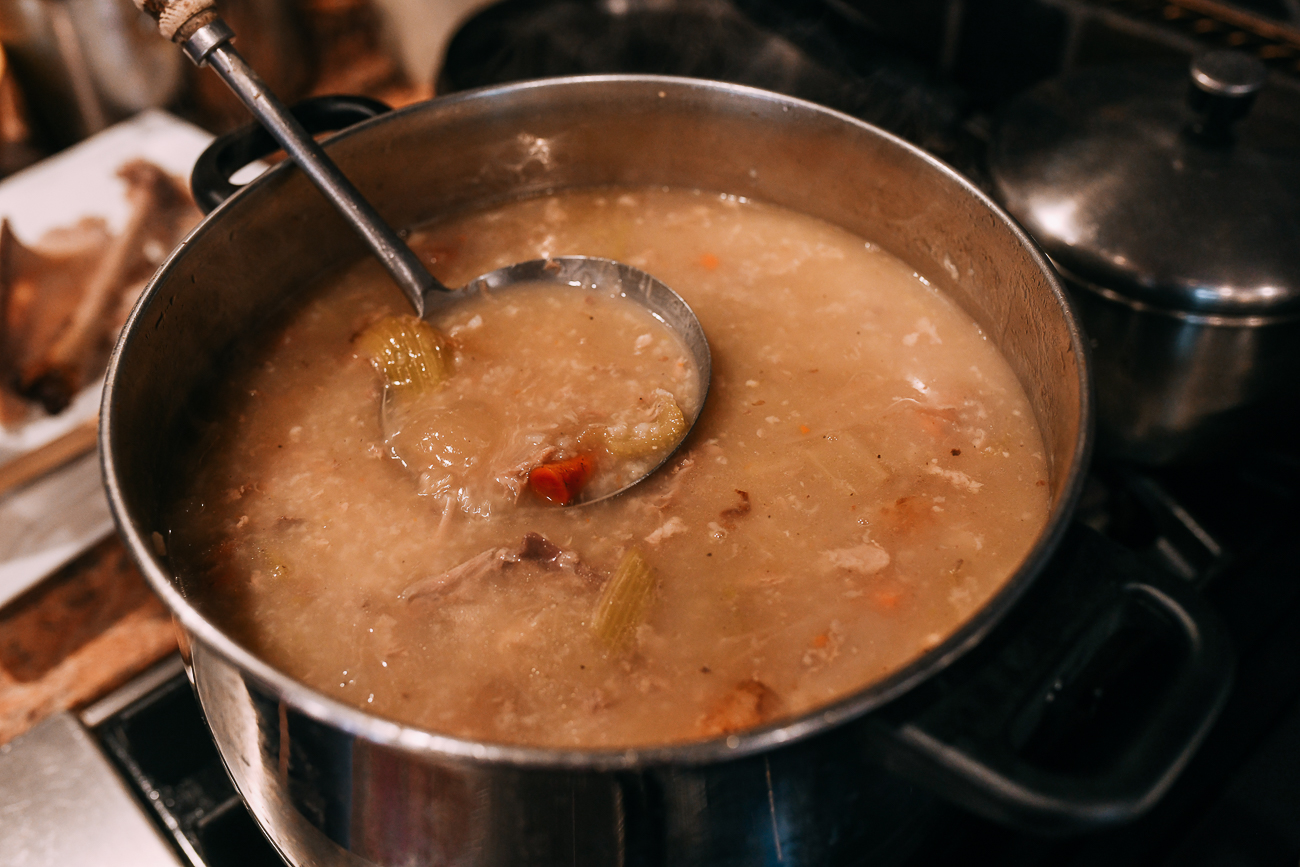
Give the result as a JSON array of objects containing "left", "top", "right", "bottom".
[{"left": 991, "top": 53, "right": 1300, "bottom": 464}]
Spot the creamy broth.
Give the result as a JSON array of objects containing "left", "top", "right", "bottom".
[{"left": 168, "top": 188, "right": 1050, "bottom": 748}]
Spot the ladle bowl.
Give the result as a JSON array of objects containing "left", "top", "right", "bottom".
[{"left": 423, "top": 255, "right": 712, "bottom": 505}]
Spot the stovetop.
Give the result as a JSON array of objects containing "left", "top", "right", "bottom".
[{"left": 29, "top": 1, "right": 1300, "bottom": 864}]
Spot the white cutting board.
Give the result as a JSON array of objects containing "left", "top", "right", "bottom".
[{"left": 0, "top": 110, "right": 215, "bottom": 610}]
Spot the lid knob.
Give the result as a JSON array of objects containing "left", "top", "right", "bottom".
[{"left": 1188, "top": 50, "right": 1267, "bottom": 144}]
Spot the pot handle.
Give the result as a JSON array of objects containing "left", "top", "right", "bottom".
[
  {"left": 189, "top": 94, "right": 392, "bottom": 214},
  {"left": 867, "top": 523, "right": 1233, "bottom": 834}
]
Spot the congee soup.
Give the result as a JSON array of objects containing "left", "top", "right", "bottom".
[{"left": 166, "top": 187, "right": 1050, "bottom": 748}]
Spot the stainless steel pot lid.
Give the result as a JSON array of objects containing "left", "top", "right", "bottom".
[{"left": 990, "top": 51, "right": 1300, "bottom": 317}]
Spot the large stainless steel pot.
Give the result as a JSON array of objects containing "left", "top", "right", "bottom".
[{"left": 101, "top": 77, "right": 1231, "bottom": 865}]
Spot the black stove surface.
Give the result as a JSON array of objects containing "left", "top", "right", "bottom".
[
  {"left": 94, "top": 673, "right": 279, "bottom": 867},
  {"left": 89, "top": 2, "right": 1300, "bottom": 863}
]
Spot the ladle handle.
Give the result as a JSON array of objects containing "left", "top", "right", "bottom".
[{"left": 131, "top": 2, "right": 446, "bottom": 315}]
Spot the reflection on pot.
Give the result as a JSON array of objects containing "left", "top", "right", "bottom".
[{"left": 1064, "top": 265, "right": 1300, "bottom": 465}]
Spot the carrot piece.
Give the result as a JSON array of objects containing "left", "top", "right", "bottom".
[
  {"left": 699, "top": 253, "right": 720, "bottom": 271},
  {"left": 528, "top": 454, "right": 595, "bottom": 505},
  {"left": 873, "top": 589, "right": 902, "bottom": 610},
  {"left": 696, "top": 679, "right": 781, "bottom": 737}
]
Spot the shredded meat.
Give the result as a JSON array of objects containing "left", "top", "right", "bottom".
[
  {"left": 876, "top": 496, "right": 937, "bottom": 535},
  {"left": 401, "top": 547, "right": 517, "bottom": 602},
  {"left": 802, "top": 621, "right": 844, "bottom": 670},
  {"left": 652, "top": 456, "right": 695, "bottom": 509},
  {"left": 644, "top": 516, "right": 687, "bottom": 545},
  {"left": 924, "top": 459, "right": 983, "bottom": 493},
  {"left": 401, "top": 532, "right": 597, "bottom": 601},
  {"left": 824, "top": 536, "right": 891, "bottom": 575},
  {"left": 518, "top": 532, "right": 560, "bottom": 562},
  {"left": 495, "top": 444, "right": 558, "bottom": 502},
  {"left": 718, "top": 489, "right": 751, "bottom": 529},
  {"left": 697, "top": 679, "right": 782, "bottom": 737}
]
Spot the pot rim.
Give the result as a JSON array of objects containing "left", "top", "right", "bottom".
[
  {"left": 101, "top": 74, "right": 1093, "bottom": 772},
  {"left": 1056, "top": 258, "right": 1300, "bottom": 327}
]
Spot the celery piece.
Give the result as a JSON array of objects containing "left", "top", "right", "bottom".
[
  {"left": 356, "top": 314, "right": 452, "bottom": 397},
  {"left": 604, "top": 391, "right": 686, "bottom": 458},
  {"left": 800, "top": 426, "right": 891, "bottom": 498},
  {"left": 592, "top": 547, "right": 656, "bottom": 649}
]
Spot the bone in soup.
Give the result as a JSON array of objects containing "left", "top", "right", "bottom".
[{"left": 166, "top": 187, "right": 1050, "bottom": 749}]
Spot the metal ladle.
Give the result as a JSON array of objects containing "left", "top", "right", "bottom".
[{"left": 133, "top": 0, "right": 710, "bottom": 504}]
